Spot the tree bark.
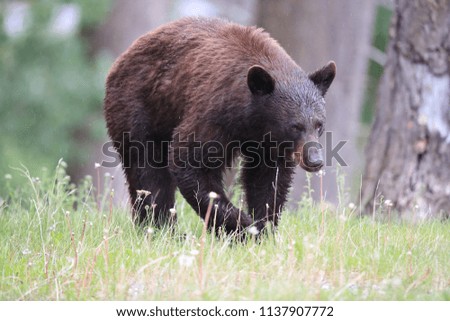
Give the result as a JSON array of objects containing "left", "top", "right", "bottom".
[
  {"left": 257, "top": 0, "right": 375, "bottom": 205},
  {"left": 362, "top": 0, "right": 450, "bottom": 219}
]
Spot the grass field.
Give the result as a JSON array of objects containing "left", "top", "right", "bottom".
[{"left": 0, "top": 161, "right": 449, "bottom": 300}]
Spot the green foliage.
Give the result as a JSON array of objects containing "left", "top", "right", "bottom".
[
  {"left": 0, "top": 0, "right": 112, "bottom": 190},
  {"left": 372, "top": 5, "right": 393, "bottom": 53},
  {"left": 0, "top": 163, "right": 448, "bottom": 300},
  {"left": 361, "top": 5, "right": 393, "bottom": 125},
  {"left": 372, "top": 6, "right": 393, "bottom": 52}
]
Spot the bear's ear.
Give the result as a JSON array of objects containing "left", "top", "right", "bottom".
[
  {"left": 308, "top": 61, "right": 336, "bottom": 96},
  {"left": 247, "top": 65, "right": 275, "bottom": 95}
]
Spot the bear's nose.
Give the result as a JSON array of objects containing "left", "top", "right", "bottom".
[
  {"left": 308, "top": 154, "right": 323, "bottom": 167},
  {"left": 304, "top": 145, "right": 323, "bottom": 168}
]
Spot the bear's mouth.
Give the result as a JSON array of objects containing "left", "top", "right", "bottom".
[
  {"left": 299, "top": 161, "right": 323, "bottom": 173},
  {"left": 292, "top": 151, "right": 323, "bottom": 173}
]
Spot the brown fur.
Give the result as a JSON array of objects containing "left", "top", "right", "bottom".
[{"left": 104, "top": 17, "right": 335, "bottom": 235}]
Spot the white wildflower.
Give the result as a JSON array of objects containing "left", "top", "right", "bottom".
[
  {"left": 247, "top": 226, "right": 259, "bottom": 236},
  {"left": 136, "top": 189, "right": 151, "bottom": 197},
  {"left": 321, "top": 282, "right": 331, "bottom": 290},
  {"left": 208, "top": 191, "right": 218, "bottom": 199},
  {"left": 315, "top": 169, "right": 326, "bottom": 177},
  {"left": 348, "top": 284, "right": 358, "bottom": 294},
  {"left": 391, "top": 277, "right": 402, "bottom": 286},
  {"left": 178, "top": 254, "right": 195, "bottom": 267},
  {"left": 94, "top": 162, "right": 101, "bottom": 169}
]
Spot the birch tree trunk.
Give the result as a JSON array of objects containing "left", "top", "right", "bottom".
[{"left": 362, "top": 0, "right": 450, "bottom": 219}]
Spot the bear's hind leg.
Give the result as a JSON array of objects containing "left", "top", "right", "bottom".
[{"left": 122, "top": 136, "right": 176, "bottom": 228}]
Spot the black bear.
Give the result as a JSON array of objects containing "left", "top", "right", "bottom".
[{"left": 104, "top": 17, "right": 335, "bottom": 235}]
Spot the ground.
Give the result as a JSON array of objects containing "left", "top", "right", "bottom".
[{"left": 0, "top": 161, "right": 448, "bottom": 300}]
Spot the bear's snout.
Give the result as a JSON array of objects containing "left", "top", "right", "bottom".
[
  {"left": 295, "top": 141, "right": 324, "bottom": 172},
  {"left": 303, "top": 145, "right": 323, "bottom": 169}
]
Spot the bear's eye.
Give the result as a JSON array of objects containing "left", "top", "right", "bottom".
[
  {"left": 316, "top": 123, "right": 324, "bottom": 135},
  {"left": 291, "top": 124, "right": 305, "bottom": 133}
]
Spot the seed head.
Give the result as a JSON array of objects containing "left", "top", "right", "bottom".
[
  {"left": 59, "top": 160, "right": 68, "bottom": 168},
  {"left": 247, "top": 226, "right": 259, "bottom": 236}
]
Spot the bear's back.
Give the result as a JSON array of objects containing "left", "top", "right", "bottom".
[
  {"left": 104, "top": 17, "right": 301, "bottom": 141},
  {"left": 107, "top": 17, "right": 297, "bottom": 94}
]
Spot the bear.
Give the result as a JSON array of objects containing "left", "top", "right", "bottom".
[{"left": 104, "top": 17, "right": 335, "bottom": 235}]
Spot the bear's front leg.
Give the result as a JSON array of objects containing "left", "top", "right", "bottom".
[
  {"left": 169, "top": 140, "right": 253, "bottom": 235},
  {"left": 241, "top": 162, "right": 295, "bottom": 232}
]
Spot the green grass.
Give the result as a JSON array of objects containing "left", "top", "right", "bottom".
[{"left": 0, "top": 161, "right": 449, "bottom": 300}]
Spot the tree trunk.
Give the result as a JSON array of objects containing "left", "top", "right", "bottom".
[
  {"left": 362, "top": 0, "right": 450, "bottom": 219},
  {"left": 257, "top": 0, "right": 375, "bottom": 205}
]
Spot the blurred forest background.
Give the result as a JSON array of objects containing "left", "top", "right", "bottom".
[{"left": 1, "top": 0, "right": 448, "bottom": 219}]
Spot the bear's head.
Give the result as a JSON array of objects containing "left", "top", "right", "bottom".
[{"left": 247, "top": 61, "right": 336, "bottom": 172}]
